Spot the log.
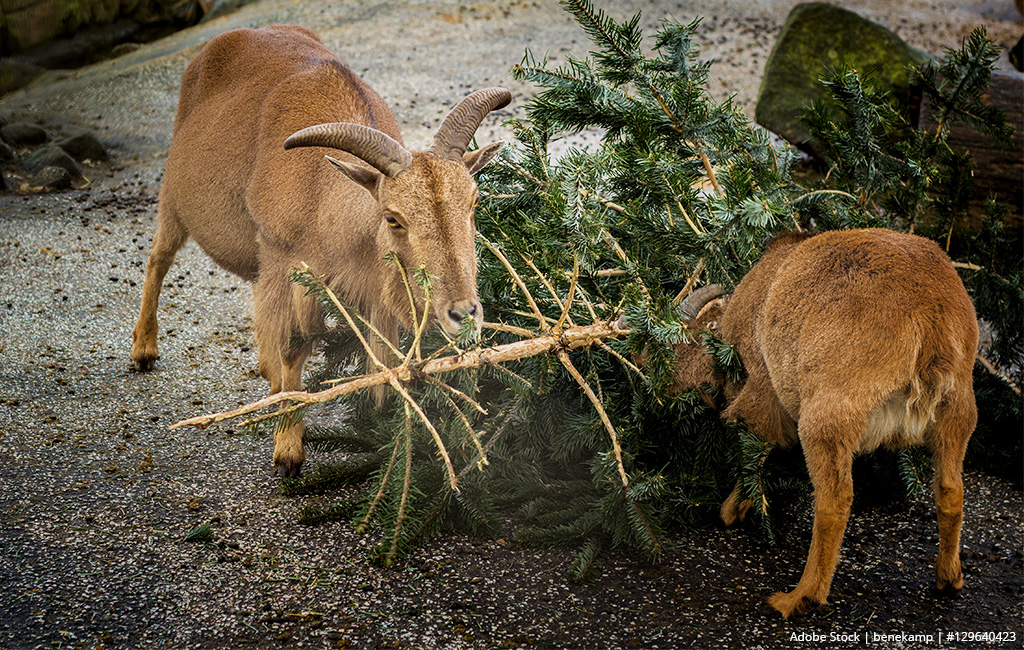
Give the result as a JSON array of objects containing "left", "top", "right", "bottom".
[{"left": 918, "top": 69, "right": 1023, "bottom": 237}]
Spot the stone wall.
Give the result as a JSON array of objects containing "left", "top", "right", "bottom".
[{"left": 0, "top": 0, "right": 174, "bottom": 54}]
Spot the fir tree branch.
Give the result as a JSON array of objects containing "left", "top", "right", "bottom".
[
  {"left": 171, "top": 321, "right": 628, "bottom": 431},
  {"left": 387, "top": 373, "right": 459, "bottom": 492},
  {"left": 595, "top": 339, "right": 646, "bottom": 379},
  {"left": 392, "top": 257, "right": 433, "bottom": 365},
  {"left": 522, "top": 255, "right": 573, "bottom": 327},
  {"left": 386, "top": 404, "right": 415, "bottom": 565},
  {"left": 304, "top": 264, "right": 396, "bottom": 369},
  {"left": 672, "top": 257, "right": 705, "bottom": 306},
  {"left": 511, "top": 160, "right": 549, "bottom": 190},
  {"left": 579, "top": 187, "right": 626, "bottom": 214},
  {"left": 509, "top": 309, "right": 559, "bottom": 326},
  {"left": 509, "top": 118, "right": 551, "bottom": 184},
  {"left": 655, "top": 163, "right": 706, "bottom": 235},
  {"left": 791, "top": 189, "right": 858, "bottom": 204},
  {"left": 556, "top": 348, "right": 629, "bottom": 489},
  {"left": 576, "top": 286, "right": 602, "bottom": 321},
  {"left": 479, "top": 235, "right": 547, "bottom": 327},
  {"left": 697, "top": 148, "right": 723, "bottom": 197},
  {"left": 554, "top": 257, "right": 580, "bottom": 333},
  {"left": 564, "top": 0, "right": 635, "bottom": 69},
  {"left": 423, "top": 374, "right": 488, "bottom": 415},
  {"left": 457, "top": 395, "right": 524, "bottom": 481},
  {"left": 427, "top": 376, "right": 490, "bottom": 469},
  {"left": 358, "top": 431, "right": 403, "bottom": 534},
  {"left": 483, "top": 321, "right": 537, "bottom": 338},
  {"left": 976, "top": 352, "right": 1021, "bottom": 396}
]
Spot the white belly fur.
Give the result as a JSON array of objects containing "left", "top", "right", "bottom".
[{"left": 858, "top": 380, "right": 946, "bottom": 454}]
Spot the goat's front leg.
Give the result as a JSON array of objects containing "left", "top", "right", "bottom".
[
  {"left": 269, "top": 346, "right": 311, "bottom": 477},
  {"left": 720, "top": 483, "right": 754, "bottom": 527},
  {"left": 254, "top": 271, "right": 314, "bottom": 477},
  {"left": 768, "top": 409, "right": 858, "bottom": 618}
]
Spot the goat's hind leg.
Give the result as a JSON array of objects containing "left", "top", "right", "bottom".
[
  {"left": 132, "top": 200, "right": 187, "bottom": 370},
  {"left": 768, "top": 404, "right": 860, "bottom": 618},
  {"left": 928, "top": 388, "right": 976, "bottom": 594}
]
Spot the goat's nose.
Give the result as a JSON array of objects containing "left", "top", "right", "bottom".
[
  {"left": 443, "top": 300, "right": 482, "bottom": 335},
  {"left": 448, "top": 303, "right": 477, "bottom": 323}
]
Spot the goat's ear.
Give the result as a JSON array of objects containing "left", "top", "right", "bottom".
[
  {"left": 462, "top": 141, "right": 505, "bottom": 175},
  {"left": 325, "top": 155, "right": 381, "bottom": 197}
]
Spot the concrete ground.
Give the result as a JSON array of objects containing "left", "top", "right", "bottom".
[{"left": 0, "top": 1, "right": 1021, "bottom": 649}]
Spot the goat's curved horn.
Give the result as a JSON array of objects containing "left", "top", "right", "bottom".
[
  {"left": 429, "top": 87, "right": 512, "bottom": 162},
  {"left": 284, "top": 123, "right": 413, "bottom": 177},
  {"left": 678, "top": 284, "right": 725, "bottom": 320}
]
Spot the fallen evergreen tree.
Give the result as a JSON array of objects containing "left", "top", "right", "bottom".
[{"left": 175, "top": 0, "right": 1021, "bottom": 573}]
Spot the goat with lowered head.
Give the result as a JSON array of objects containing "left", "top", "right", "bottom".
[
  {"left": 636, "top": 228, "right": 978, "bottom": 618},
  {"left": 131, "top": 25, "right": 510, "bottom": 477}
]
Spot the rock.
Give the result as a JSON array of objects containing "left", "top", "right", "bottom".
[
  {"left": 201, "top": 0, "right": 260, "bottom": 22},
  {"left": 1, "top": 122, "right": 48, "bottom": 148},
  {"left": 755, "top": 2, "right": 932, "bottom": 152},
  {"left": 0, "top": 141, "right": 14, "bottom": 163},
  {"left": 110, "top": 42, "right": 142, "bottom": 58},
  {"left": 56, "top": 129, "right": 107, "bottom": 162},
  {"left": 22, "top": 145, "right": 81, "bottom": 178},
  {"left": 0, "top": 60, "right": 46, "bottom": 97},
  {"left": 30, "top": 165, "right": 73, "bottom": 191}
]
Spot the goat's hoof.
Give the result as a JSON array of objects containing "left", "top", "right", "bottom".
[
  {"left": 131, "top": 355, "right": 157, "bottom": 372},
  {"left": 274, "top": 458, "right": 303, "bottom": 478},
  {"left": 273, "top": 448, "right": 306, "bottom": 478},
  {"left": 767, "top": 591, "right": 815, "bottom": 619},
  {"left": 131, "top": 343, "right": 158, "bottom": 372},
  {"left": 936, "top": 574, "right": 964, "bottom": 595},
  {"left": 720, "top": 496, "right": 753, "bottom": 527}
]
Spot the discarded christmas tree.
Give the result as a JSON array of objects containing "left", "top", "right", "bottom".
[{"left": 175, "top": 0, "right": 1021, "bottom": 570}]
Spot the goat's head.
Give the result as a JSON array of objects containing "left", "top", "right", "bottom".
[
  {"left": 667, "top": 284, "right": 730, "bottom": 395},
  {"left": 619, "top": 284, "right": 730, "bottom": 398},
  {"left": 284, "top": 88, "right": 511, "bottom": 337}
]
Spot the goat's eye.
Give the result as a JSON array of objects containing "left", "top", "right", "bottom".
[{"left": 384, "top": 214, "right": 403, "bottom": 230}]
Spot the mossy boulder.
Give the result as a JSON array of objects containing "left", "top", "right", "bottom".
[{"left": 756, "top": 3, "right": 932, "bottom": 152}]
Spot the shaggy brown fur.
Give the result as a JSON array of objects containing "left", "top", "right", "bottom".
[
  {"left": 663, "top": 229, "right": 978, "bottom": 618},
  {"left": 131, "top": 25, "right": 508, "bottom": 477}
]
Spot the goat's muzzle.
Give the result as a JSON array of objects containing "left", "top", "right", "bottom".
[{"left": 438, "top": 298, "right": 483, "bottom": 337}]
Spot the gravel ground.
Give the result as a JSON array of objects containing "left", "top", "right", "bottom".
[{"left": 0, "top": 1, "right": 1021, "bottom": 648}]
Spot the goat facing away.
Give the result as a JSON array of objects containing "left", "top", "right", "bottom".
[
  {"left": 641, "top": 228, "right": 978, "bottom": 618},
  {"left": 130, "top": 25, "right": 510, "bottom": 477}
]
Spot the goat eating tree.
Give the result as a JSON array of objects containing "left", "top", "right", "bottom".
[
  {"left": 627, "top": 228, "right": 978, "bottom": 618},
  {"left": 131, "top": 25, "right": 509, "bottom": 477}
]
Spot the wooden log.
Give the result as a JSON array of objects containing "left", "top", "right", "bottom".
[{"left": 918, "top": 69, "right": 1023, "bottom": 237}]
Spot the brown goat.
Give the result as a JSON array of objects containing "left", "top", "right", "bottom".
[
  {"left": 653, "top": 228, "right": 978, "bottom": 617},
  {"left": 131, "top": 25, "right": 510, "bottom": 477}
]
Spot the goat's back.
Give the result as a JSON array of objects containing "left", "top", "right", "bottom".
[
  {"left": 727, "top": 229, "right": 977, "bottom": 448},
  {"left": 160, "top": 25, "right": 399, "bottom": 279}
]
